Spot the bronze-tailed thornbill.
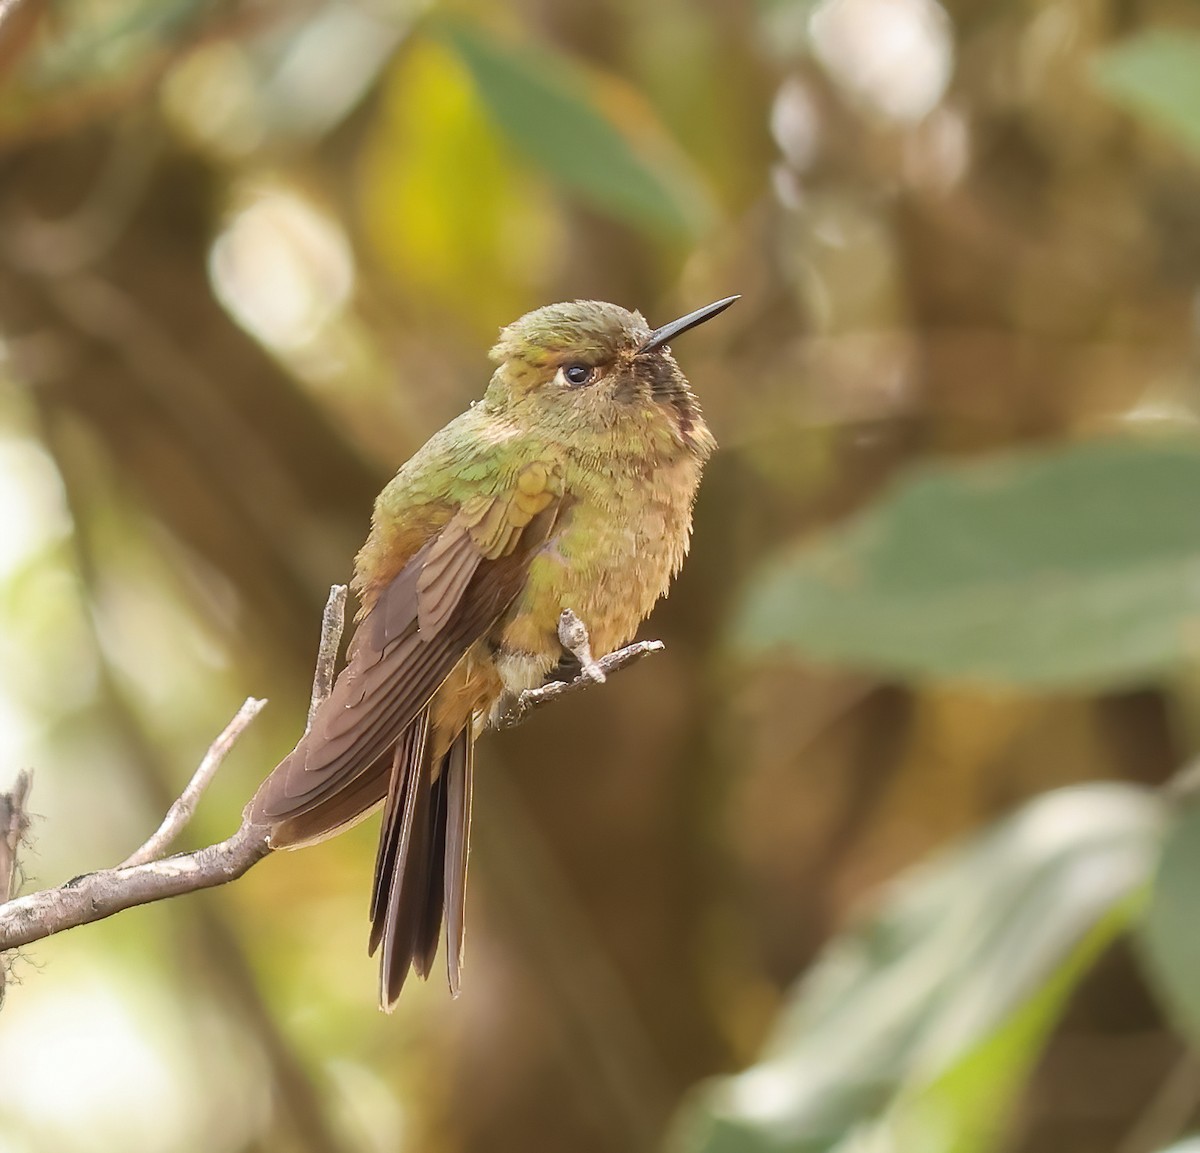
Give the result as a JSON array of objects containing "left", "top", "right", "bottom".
[{"left": 250, "top": 296, "right": 737, "bottom": 1009}]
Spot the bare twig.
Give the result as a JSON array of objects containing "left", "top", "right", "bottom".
[
  {"left": 0, "top": 770, "right": 32, "bottom": 904},
  {"left": 0, "top": 601, "right": 659, "bottom": 955},
  {"left": 498, "top": 636, "right": 665, "bottom": 729},
  {"left": 0, "top": 822, "right": 271, "bottom": 951},
  {"left": 120, "top": 697, "right": 267, "bottom": 868},
  {"left": 0, "top": 581, "right": 355, "bottom": 952},
  {"left": 0, "top": 769, "right": 33, "bottom": 1003},
  {"left": 308, "top": 584, "right": 347, "bottom": 730}
]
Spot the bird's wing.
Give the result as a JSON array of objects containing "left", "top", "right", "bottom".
[{"left": 251, "top": 462, "right": 560, "bottom": 837}]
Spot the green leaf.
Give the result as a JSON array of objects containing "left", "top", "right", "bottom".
[
  {"left": 1093, "top": 31, "right": 1200, "bottom": 155},
  {"left": 358, "top": 39, "right": 560, "bottom": 320},
  {"left": 670, "top": 783, "right": 1164, "bottom": 1153},
  {"left": 879, "top": 904, "right": 1127, "bottom": 1153},
  {"left": 1138, "top": 799, "right": 1200, "bottom": 1048},
  {"left": 435, "top": 19, "right": 714, "bottom": 238},
  {"left": 735, "top": 438, "right": 1200, "bottom": 689}
]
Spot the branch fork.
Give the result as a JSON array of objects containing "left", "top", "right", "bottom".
[{"left": 0, "top": 589, "right": 663, "bottom": 961}]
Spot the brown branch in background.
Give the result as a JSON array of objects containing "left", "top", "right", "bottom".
[{"left": 0, "top": 595, "right": 659, "bottom": 953}]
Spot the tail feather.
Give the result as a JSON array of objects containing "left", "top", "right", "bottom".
[
  {"left": 367, "top": 734, "right": 413, "bottom": 941},
  {"left": 443, "top": 726, "right": 474, "bottom": 997},
  {"left": 413, "top": 771, "right": 448, "bottom": 980},
  {"left": 369, "top": 710, "right": 476, "bottom": 1009},
  {"left": 371, "top": 710, "right": 432, "bottom": 1008}
]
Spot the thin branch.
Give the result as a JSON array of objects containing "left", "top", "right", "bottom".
[
  {"left": 0, "top": 583, "right": 353, "bottom": 954},
  {"left": 0, "top": 770, "right": 32, "bottom": 904},
  {"left": 0, "top": 770, "right": 32, "bottom": 1005},
  {"left": 120, "top": 697, "right": 267, "bottom": 868},
  {"left": 498, "top": 636, "right": 665, "bottom": 729},
  {"left": 308, "top": 584, "right": 347, "bottom": 730},
  {"left": 0, "top": 604, "right": 660, "bottom": 955},
  {"left": 0, "top": 821, "right": 270, "bottom": 951}
]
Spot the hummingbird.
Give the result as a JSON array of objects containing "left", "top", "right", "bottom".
[{"left": 250, "top": 295, "right": 737, "bottom": 1009}]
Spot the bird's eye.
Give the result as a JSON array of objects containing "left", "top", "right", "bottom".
[{"left": 563, "top": 363, "right": 593, "bottom": 387}]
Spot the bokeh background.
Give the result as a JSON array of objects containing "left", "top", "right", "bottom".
[{"left": 4, "top": 1, "right": 1200, "bottom": 1152}]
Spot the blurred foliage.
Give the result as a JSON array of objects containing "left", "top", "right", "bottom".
[
  {"left": 1092, "top": 32, "right": 1200, "bottom": 157},
  {"left": 3, "top": 1, "right": 1200, "bottom": 1153},
  {"left": 734, "top": 439, "right": 1200, "bottom": 689},
  {"left": 437, "top": 19, "right": 716, "bottom": 241},
  {"left": 673, "top": 782, "right": 1163, "bottom": 1153},
  {"left": 1139, "top": 796, "right": 1200, "bottom": 1054}
]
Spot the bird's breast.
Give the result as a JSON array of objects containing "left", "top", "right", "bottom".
[{"left": 496, "top": 451, "right": 705, "bottom": 684}]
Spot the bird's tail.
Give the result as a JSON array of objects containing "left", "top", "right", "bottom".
[{"left": 367, "top": 709, "right": 474, "bottom": 1009}]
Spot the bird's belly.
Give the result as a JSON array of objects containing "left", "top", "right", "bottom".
[{"left": 496, "top": 459, "right": 701, "bottom": 691}]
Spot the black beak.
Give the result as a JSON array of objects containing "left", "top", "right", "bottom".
[{"left": 638, "top": 295, "right": 739, "bottom": 354}]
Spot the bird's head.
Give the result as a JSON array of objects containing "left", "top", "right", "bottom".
[{"left": 483, "top": 297, "right": 737, "bottom": 459}]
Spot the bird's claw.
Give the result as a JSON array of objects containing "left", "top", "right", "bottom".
[{"left": 557, "top": 609, "right": 606, "bottom": 684}]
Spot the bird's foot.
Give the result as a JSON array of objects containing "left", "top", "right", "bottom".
[
  {"left": 496, "top": 611, "right": 663, "bottom": 729},
  {"left": 557, "top": 608, "right": 606, "bottom": 684}
]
